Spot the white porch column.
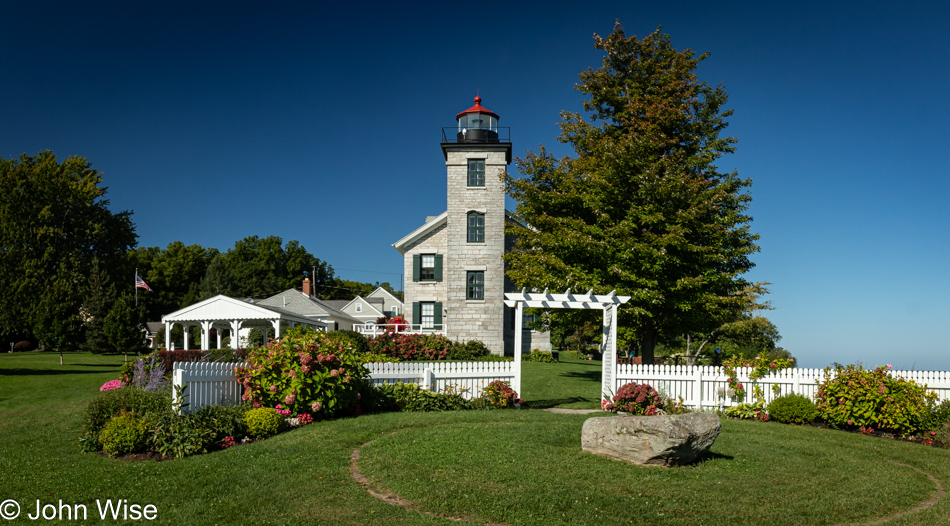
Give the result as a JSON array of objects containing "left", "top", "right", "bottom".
[
  {"left": 216, "top": 325, "right": 222, "bottom": 349},
  {"left": 513, "top": 301, "right": 523, "bottom": 397},
  {"left": 183, "top": 324, "right": 190, "bottom": 350},
  {"left": 230, "top": 320, "right": 242, "bottom": 348},
  {"left": 272, "top": 319, "right": 281, "bottom": 340},
  {"left": 165, "top": 323, "right": 172, "bottom": 350},
  {"left": 200, "top": 321, "right": 212, "bottom": 351}
]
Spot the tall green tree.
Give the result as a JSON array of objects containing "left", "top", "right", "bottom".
[
  {"left": 103, "top": 292, "right": 146, "bottom": 352},
  {"left": 505, "top": 23, "right": 759, "bottom": 363},
  {"left": 81, "top": 258, "right": 117, "bottom": 352},
  {"left": 130, "top": 241, "right": 218, "bottom": 321},
  {"left": 223, "top": 236, "right": 333, "bottom": 298},
  {"left": 0, "top": 151, "right": 136, "bottom": 350}
]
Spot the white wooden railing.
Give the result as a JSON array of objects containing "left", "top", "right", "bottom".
[
  {"left": 613, "top": 365, "right": 950, "bottom": 409},
  {"left": 172, "top": 359, "right": 516, "bottom": 412},
  {"left": 354, "top": 324, "right": 447, "bottom": 337}
]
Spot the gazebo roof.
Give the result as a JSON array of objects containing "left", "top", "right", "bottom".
[{"left": 161, "top": 294, "right": 325, "bottom": 328}]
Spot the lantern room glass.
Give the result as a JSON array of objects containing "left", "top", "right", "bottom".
[{"left": 458, "top": 113, "right": 497, "bottom": 132}]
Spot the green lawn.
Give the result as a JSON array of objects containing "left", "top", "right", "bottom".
[{"left": 1, "top": 352, "right": 948, "bottom": 525}]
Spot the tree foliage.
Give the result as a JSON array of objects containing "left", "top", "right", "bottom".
[
  {"left": 504, "top": 23, "right": 760, "bottom": 363},
  {"left": 0, "top": 151, "right": 136, "bottom": 349}
]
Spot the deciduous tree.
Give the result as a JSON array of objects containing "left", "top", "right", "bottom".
[
  {"left": 505, "top": 23, "right": 759, "bottom": 363},
  {"left": 0, "top": 151, "right": 136, "bottom": 351}
]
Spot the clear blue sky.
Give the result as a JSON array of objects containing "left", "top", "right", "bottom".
[{"left": 3, "top": 1, "right": 948, "bottom": 370}]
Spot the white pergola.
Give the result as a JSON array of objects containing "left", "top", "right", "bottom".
[
  {"left": 504, "top": 288, "right": 630, "bottom": 401},
  {"left": 161, "top": 295, "right": 326, "bottom": 351}
]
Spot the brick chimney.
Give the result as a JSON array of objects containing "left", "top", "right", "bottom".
[{"left": 302, "top": 278, "right": 312, "bottom": 298}]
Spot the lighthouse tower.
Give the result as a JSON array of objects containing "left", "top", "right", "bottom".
[{"left": 440, "top": 96, "right": 512, "bottom": 352}]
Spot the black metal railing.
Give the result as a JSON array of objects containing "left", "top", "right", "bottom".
[{"left": 441, "top": 127, "right": 510, "bottom": 144}]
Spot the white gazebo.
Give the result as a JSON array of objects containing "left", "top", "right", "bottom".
[
  {"left": 161, "top": 295, "right": 326, "bottom": 350},
  {"left": 504, "top": 289, "right": 630, "bottom": 401}
]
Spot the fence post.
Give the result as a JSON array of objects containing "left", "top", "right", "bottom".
[
  {"left": 172, "top": 364, "right": 184, "bottom": 415},
  {"left": 695, "top": 367, "right": 703, "bottom": 408},
  {"left": 423, "top": 368, "right": 434, "bottom": 391}
]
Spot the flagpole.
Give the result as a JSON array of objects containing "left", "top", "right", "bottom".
[{"left": 135, "top": 268, "right": 138, "bottom": 306}]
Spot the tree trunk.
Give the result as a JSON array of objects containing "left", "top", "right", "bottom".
[
  {"left": 59, "top": 349, "right": 63, "bottom": 365},
  {"left": 638, "top": 326, "right": 660, "bottom": 364}
]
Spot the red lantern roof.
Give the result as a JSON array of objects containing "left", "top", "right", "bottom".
[{"left": 456, "top": 96, "right": 500, "bottom": 120}]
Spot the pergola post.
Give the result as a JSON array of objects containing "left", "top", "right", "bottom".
[
  {"left": 183, "top": 324, "right": 190, "bottom": 350},
  {"left": 504, "top": 289, "right": 630, "bottom": 405},
  {"left": 216, "top": 325, "right": 222, "bottom": 349},
  {"left": 513, "top": 301, "right": 523, "bottom": 396},
  {"left": 272, "top": 319, "right": 281, "bottom": 340}
]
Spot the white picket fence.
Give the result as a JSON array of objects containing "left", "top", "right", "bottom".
[
  {"left": 172, "top": 362, "right": 247, "bottom": 414},
  {"left": 364, "top": 361, "right": 517, "bottom": 399},
  {"left": 172, "top": 360, "right": 516, "bottom": 412},
  {"left": 613, "top": 365, "right": 950, "bottom": 409}
]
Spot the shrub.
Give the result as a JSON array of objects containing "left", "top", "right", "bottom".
[
  {"left": 921, "top": 399, "right": 950, "bottom": 433},
  {"left": 359, "top": 352, "right": 400, "bottom": 364},
  {"left": 327, "top": 330, "right": 369, "bottom": 354},
  {"left": 235, "top": 326, "right": 369, "bottom": 417},
  {"left": 189, "top": 404, "right": 249, "bottom": 443},
  {"left": 447, "top": 339, "right": 491, "bottom": 360},
  {"left": 155, "top": 350, "right": 204, "bottom": 371},
  {"left": 149, "top": 412, "right": 215, "bottom": 458},
  {"left": 815, "top": 364, "right": 937, "bottom": 436},
  {"left": 725, "top": 401, "right": 769, "bottom": 421},
  {"left": 366, "top": 332, "right": 452, "bottom": 361},
  {"left": 604, "top": 382, "right": 664, "bottom": 415},
  {"left": 81, "top": 386, "right": 171, "bottom": 449},
  {"left": 476, "top": 380, "right": 521, "bottom": 408},
  {"left": 768, "top": 394, "right": 819, "bottom": 425},
  {"left": 373, "top": 383, "right": 472, "bottom": 412},
  {"left": 99, "top": 412, "right": 150, "bottom": 456},
  {"left": 522, "top": 349, "right": 557, "bottom": 363},
  {"left": 935, "top": 421, "right": 950, "bottom": 449},
  {"left": 664, "top": 397, "right": 690, "bottom": 414},
  {"left": 243, "top": 408, "right": 284, "bottom": 438}
]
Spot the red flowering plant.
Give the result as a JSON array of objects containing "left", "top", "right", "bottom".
[
  {"left": 385, "top": 316, "right": 409, "bottom": 333},
  {"left": 366, "top": 333, "right": 451, "bottom": 361},
  {"left": 235, "top": 326, "right": 369, "bottom": 418},
  {"left": 479, "top": 380, "right": 522, "bottom": 408},
  {"left": 603, "top": 382, "right": 665, "bottom": 415}
]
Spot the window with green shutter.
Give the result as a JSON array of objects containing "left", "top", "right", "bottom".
[{"left": 412, "top": 254, "right": 442, "bottom": 282}]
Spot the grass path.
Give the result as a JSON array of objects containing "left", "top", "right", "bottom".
[{"left": 2, "top": 352, "right": 949, "bottom": 525}]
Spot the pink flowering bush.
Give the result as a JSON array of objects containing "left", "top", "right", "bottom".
[
  {"left": 235, "top": 326, "right": 369, "bottom": 418},
  {"left": 604, "top": 382, "right": 664, "bottom": 415},
  {"left": 99, "top": 379, "right": 124, "bottom": 392},
  {"left": 815, "top": 363, "right": 937, "bottom": 436}
]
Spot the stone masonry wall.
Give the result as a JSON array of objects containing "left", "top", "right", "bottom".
[
  {"left": 445, "top": 147, "right": 508, "bottom": 354},
  {"left": 402, "top": 222, "right": 448, "bottom": 324}
]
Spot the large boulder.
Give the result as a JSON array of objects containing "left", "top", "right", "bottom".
[{"left": 581, "top": 413, "right": 721, "bottom": 466}]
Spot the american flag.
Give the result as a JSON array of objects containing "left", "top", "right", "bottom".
[{"left": 135, "top": 273, "right": 152, "bottom": 292}]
